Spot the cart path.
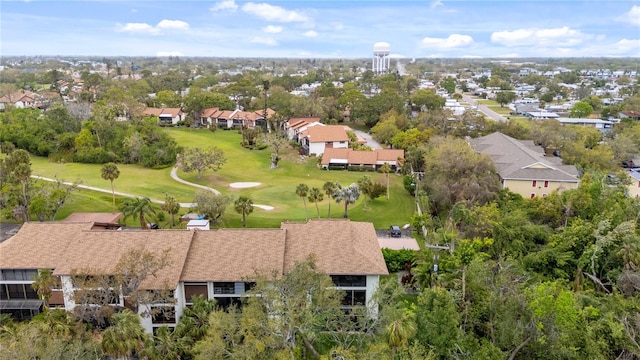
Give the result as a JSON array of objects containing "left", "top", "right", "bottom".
[{"left": 31, "top": 168, "right": 274, "bottom": 211}]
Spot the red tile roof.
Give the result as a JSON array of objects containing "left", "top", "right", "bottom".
[{"left": 303, "top": 125, "right": 349, "bottom": 143}]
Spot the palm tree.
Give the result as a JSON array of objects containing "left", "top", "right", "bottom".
[
  {"left": 333, "top": 182, "right": 360, "bottom": 219},
  {"left": 120, "top": 197, "right": 156, "bottom": 229},
  {"left": 357, "top": 175, "right": 373, "bottom": 210},
  {"left": 234, "top": 196, "right": 253, "bottom": 228},
  {"left": 380, "top": 162, "right": 392, "bottom": 199},
  {"left": 307, "top": 187, "right": 324, "bottom": 219},
  {"left": 386, "top": 310, "right": 416, "bottom": 360},
  {"left": 323, "top": 181, "right": 337, "bottom": 218},
  {"left": 101, "top": 162, "right": 120, "bottom": 213},
  {"left": 31, "top": 269, "right": 57, "bottom": 305},
  {"left": 101, "top": 310, "right": 148, "bottom": 360},
  {"left": 161, "top": 194, "right": 180, "bottom": 228},
  {"left": 296, "top": 183, "right": 310, "bottom": 220}
]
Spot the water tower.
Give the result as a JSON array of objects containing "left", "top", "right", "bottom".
[{"left": 372, "top": 42, "right": 391, "bottom": 74}]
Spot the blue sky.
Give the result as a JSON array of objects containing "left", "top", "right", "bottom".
[{"left": 2, "top": 1, "right": 639, "bottom": 58}]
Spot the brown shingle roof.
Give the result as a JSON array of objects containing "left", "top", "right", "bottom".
[
  {"left": 281, "top": 219, "right": 388, "bottom": 275},
  {"left": 0, "top": 222, "right": 93, "bottom": 270},
  {"left": 200, "top": 107, "right": 221, "bottom": 118},
  {"left": 62, "top": 212, "right": 122, "bottom": 223},
  {"left": 53, "top": 229, "right": 194, "bottom": 290},
  {"left": 348, "top": 150, "right": 377, "bottom": 165},
  {"left": 180, "top": 229, "right": 287, "bottom": 282}
]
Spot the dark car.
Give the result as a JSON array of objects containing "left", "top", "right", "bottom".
[{"left": 389, "top": 225, "right": 402, "bottom": 238}]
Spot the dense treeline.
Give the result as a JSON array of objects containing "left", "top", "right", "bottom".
[{"left": 0, "top": 106, "right": 181, "bottom": 168}]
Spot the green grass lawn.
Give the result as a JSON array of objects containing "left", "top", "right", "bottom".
[{"left": 28, "top": 128, "right": 415, "bottom": 229}]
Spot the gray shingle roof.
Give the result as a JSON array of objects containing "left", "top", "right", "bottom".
[{"left": 469, "top": 132, "right": 579, "bottom": 182}]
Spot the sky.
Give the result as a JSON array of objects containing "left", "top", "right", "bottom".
[{"left": 1, "top": 0, "right": 639, "bottom": 58}]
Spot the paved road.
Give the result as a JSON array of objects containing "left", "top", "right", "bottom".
[{"left": 462, "top": 94, "right": 507, "bottom": 122}]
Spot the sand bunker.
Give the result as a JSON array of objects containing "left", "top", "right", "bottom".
[
  {"left": 254, "top": 204, "right": 275, "bottom": 211},
  {"left": 229, "top": 182, "right": 261, "bottom": 188}
]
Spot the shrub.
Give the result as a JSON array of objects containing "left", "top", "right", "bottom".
[{"left": 382, "top": 248, "right": 417, "bottom": 272}]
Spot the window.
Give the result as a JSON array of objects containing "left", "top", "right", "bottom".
[
  {"left": 244, "top": 282, "right": 256, "bottom": 292},
  {"left": 544, "top": 181, "right": 549, "bottom": 188},
  {"left": 152, "top": 306, "right": 176, "bottom": 324},
  {"left": 532, "top": 180, "right": 537, "bottom": 187},
  {"left": 542, "top": 193, "right": 548, "bottom": 197},
  {"left": 1, "top": 269, "right": 38, "bottom": 281},
  {"left": 530, "top": 193, "right": 536, "bottom": 199},
  {"left": 331, "top": 275, "right": 366, "bottom": 287},
  {"left": 341, "top": 290, "right": 366, "bottom": 306},
  {"left": 184, "top": 283, "right": 208, "bottom": 303},
  {"left": 214, "top": 297, "right": 243, "bottom": 310},
  {"left": 1, "top": 283, "right": 39, "bottom": 300},
  {"left": 213, "top": 282, "right": 235, "bottom": 295}
]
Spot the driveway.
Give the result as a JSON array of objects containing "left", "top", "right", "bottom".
[{"left": 352, "top": 129, "right": 382, "bottom": 149}]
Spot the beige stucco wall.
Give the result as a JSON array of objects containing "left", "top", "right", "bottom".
[
  {"left": 628, "top": 180, "right": 640, "bottom": 199},
  {"left": 504, "top": 179, "right": 579, "bottom": 198}
]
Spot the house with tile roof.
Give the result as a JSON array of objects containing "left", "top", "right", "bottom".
[
  {"left": 300, "top": 125, "right": 350, "bottom": 156},
  {"left": 0, "top": 219, "right": 387, "bottom": 333},
  {"left": 320, "top": 148, "right": 404, "bottom": 170},
  {"left": 284, "top": 117, "right": 323, "bottom": 141},
  {"left": 469, "top": 132, "right": 580, "bottom": 198},
  {"left": 0, "top": 90, "right": 43, "bottom": 111},
  {"left": 203, "top": 107, "right": 276, "bottom": 129},
  {"left": 142, "top": 107, "right": 185, "bottom": 126},
  {"left": 620, "top": 111, "right": 640, "bottom": 121}
]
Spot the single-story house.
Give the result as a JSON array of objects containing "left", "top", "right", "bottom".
[
  {"left": 620, "top": 111, "right": 640, "bottom": 121},
  {"left": 0, "top": 219, "right": 387, "bottom": 334},
  {"left": 142, "top": 107, "right": 185, "bottom": 126},
  {"left": 300, "top": 125, "right": 350, "bottom": 156},
  {"left": 557, "top": 117, "right": 613, "bottom": 131},
  {"left": 321, "top": 148, "right": 404, "bottom": 170},
  {"left": 469, "top": 132, "right": 579, "bottom": 198},
  {"left": 524, "top": 110, "right": 560, "bottom": 119}
]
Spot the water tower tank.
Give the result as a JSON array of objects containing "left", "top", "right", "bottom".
[{"left": 373, "top": 42, "right": 391, "bottom": 56}]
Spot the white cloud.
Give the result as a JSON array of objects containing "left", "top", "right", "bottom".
[
  {"left": 116, "top": 20, "right": 189, "bottom": 35},
  {"left": 611, "top": 38, "right": 640, "bottom": 54},
  {"left": 263, "top": 25, "right": 282, "bottom": 33},
  {"left": 156, "top": 51, "right": 184, "bottom": 57},
  {"left": 250, "top": 36, "right": 278, "bottom": 46},
  {"left": 210, "top": 0, "right": 238, "bottom": 12},
  {"left": 303, "top": 30, "right": 317, "bottom": 37},
  {"left": 430, "top": 0, "right": 443, "bottom": 9},
  {"left": 615, "top": 5, "right": 640, "bottom": 26},
  {"left": 157, "top": 20, "right": 189, "bottom": 31},
  {"left": 117, "top": 22, "right": 160, "bottom": 35},
  {"left": 421, "top": 34, "right": 474, "bottom": 50},
  {"left": 491, "top": 27, "right": 588, "bottom": 47},
  {"left": 242, "top": 2, "right": 309, "bottom": 22}
]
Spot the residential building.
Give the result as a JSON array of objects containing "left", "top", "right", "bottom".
[
  {"left": 0, "top": 219, "right": 388, "bottom": 334},
  {"left": 320, "top": 148, "right": 404, "bottom": 170},
  {"left": 469, "top": 132, "right": 580, "bottom": 198},
  {"left": 620, "top": 111, "right": 640, "bottom": 121},
  {"left": 0, "top": 90, "right": 42, "bottom": 111},
  {"left": 284, "top": 117, "right": 322, "bottom": 141},
  {"left": 299, "top": 125, "right": 350, "bottom": 156},
  {"left": 557, "top": 117, "right": 613, "bottom": 132},
  {"left": 627, "top": 170, "right": 640, "bottom": 199},
  {"left": 204, "top": 108, "right": 275, "bottom": 129},
  {"left": 142, "top": 107, "right": 185, "bottom": 126}
]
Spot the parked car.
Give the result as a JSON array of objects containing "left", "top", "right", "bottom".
[{"left": 389, "top": 225, "right": 401, "bottom": 238}]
